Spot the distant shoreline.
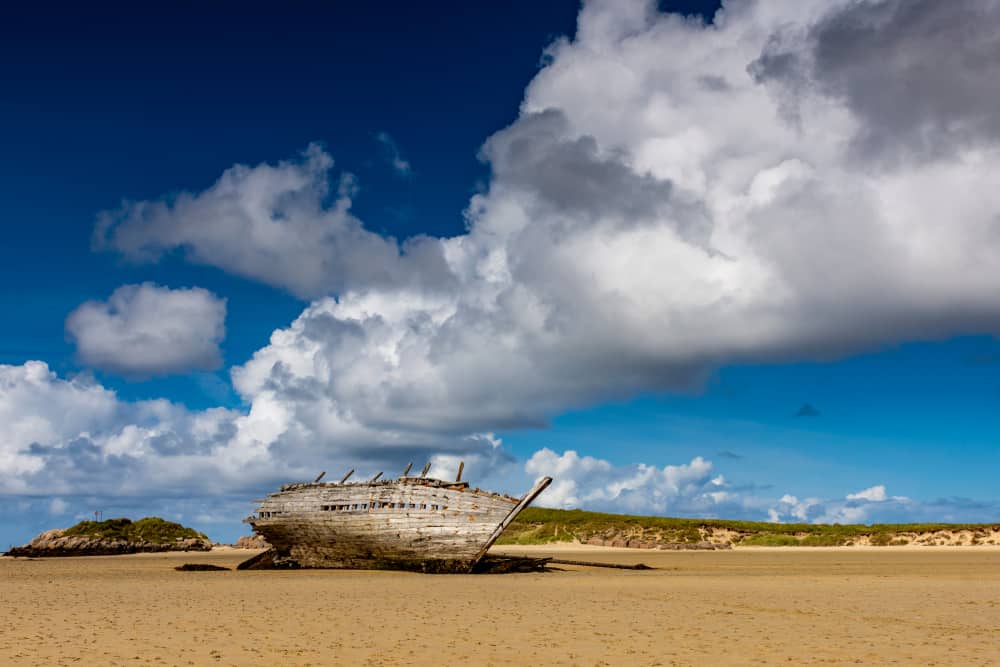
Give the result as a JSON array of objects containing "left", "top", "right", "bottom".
[
  {"left": 498, "top": 507, "right": 1000, "bottom": 549},
  {"left": 494, "top": 542, "right": 1000, "bottom": 553},
  {"left": 7, "top": 542, "right": 1000, "bottom": 561}
]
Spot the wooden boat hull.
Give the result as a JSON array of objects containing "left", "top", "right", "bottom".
[{"left": 246, "top": 476, "right": 551, "bottom": 571}]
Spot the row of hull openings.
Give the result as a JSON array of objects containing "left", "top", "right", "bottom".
[{"left": 258, "top": 501, "right": 448, "bottom": 518}]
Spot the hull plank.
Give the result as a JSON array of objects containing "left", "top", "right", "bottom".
[{"left": 247, "top": 476, "right": 552, "bottom": 571}]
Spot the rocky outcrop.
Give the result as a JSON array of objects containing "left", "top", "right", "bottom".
[
  {"left": 583, "top": 535, "right": 731, "bottom": 550},
  {"left": 233, "top": 534, "right": 270, "bottom": 549},
  {"left": 5, "top": 528, "right": 211, "bottom": 557}
]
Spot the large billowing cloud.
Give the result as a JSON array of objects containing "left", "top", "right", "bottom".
[
  {"left": 220, "top": 0, "right": 1000, "bottom": 450},
  {"left": 7, "top": 0, "right": 1000, "bottom": 523},
  {"left": 66, "top": 283, "right": 227, "bottom": 377}
]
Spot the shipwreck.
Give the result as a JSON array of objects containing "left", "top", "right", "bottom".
[{"left": 244, "top": 463, "right": 552, "bottom": 572}]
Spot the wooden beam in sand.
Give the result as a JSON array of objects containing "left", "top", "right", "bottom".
[
  {"left": 546, "top": 559, "right": 653, "bottom": 570},
  {"left": 470, "top": 476, "right": 553, "bottom": 567}
]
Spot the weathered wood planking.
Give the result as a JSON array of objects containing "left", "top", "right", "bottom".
[{"left": 247, "top": 476, "right": 552, "bottom": 571}]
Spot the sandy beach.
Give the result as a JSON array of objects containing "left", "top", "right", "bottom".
[{"left": 3, "top": 545, "right": 999, "bottom": 666}]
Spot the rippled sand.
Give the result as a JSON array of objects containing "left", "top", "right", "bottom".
[{"left": 3, "top": 545, "right": 999, "bottom": 666}]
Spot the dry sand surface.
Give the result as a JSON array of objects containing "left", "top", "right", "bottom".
[{"left": 3, "top": 545, "right": 1000, "bottom": 666}]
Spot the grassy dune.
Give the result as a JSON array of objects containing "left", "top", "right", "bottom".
[{"left": 497, "top": 507, "right": 1000, "bottom": 547}]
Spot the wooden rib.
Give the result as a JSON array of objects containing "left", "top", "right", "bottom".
[{"left": 469, "top": 476, "right": 552, "bottom": 569}]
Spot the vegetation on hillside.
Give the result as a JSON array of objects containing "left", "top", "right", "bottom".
[
  {"left": 496, "top": 507, "right": 1000, "bottom": 547},
  {"left": 62, "top": 517, "right": 208, "bottom": 544}
]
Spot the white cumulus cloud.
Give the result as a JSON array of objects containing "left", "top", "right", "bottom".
[
  {"left": 199, "top": 0, "right": 1000, "bottom": 461},
  {"left": 847, "top": 485, "right": 888, "bottom": 502},
  {"left": 0, "top": 359, "right": 392, "bottom": 504},
  {"left": 66, "top": 283, "right": 226, "bottom": 377},
  {"left": 525, "top": 448, "right": 747, "bottom": 516},
  {"left": 93, "top": 144, "right": 450, "bottom": 299},
  {"left": 769, "top": 484, "right": 911, "bottom": 524}
]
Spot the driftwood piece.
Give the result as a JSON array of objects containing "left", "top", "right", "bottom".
[
  {"left": 175, "top": 563, "right": 231, "bottom": 571},
  {"left": 546, "top": 558, "right": 653, "bottom": 570},
  {"left": 472, "top": 556, "right": 552, "bottom": 574}
]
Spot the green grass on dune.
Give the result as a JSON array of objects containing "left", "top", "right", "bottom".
[
  {"left": 62, "top": 517, "right": 208, "bottom": 544},
  {"left": 496, "top": 507, "right": 999, "bottom": 547}
]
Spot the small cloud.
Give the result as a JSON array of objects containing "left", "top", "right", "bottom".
[
  {"left": 794, "top": 403, "right": 821, "bottom": 418},
  {"left": 716, "top": 450, "right": 742, "bottom": 460},
  {"left": 49, "top": 498, "right": 68, "bottom": 515},
  {"left": 375, "top": 131, "right": 412, "bottom": 176},
  {"left": 846, "top": 485, "right": 887, "bottom": 502},
  {"left": 65, "top": 283, "right": 226, "bottom": 378}
]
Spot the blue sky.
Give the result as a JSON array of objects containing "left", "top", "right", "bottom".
[{"left": 3, "top": 0, "right": 1000, "bottom": 546}]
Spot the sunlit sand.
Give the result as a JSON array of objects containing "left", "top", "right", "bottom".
[{"left": 3, "top": 545, "right": 1000, "bottom": 665}]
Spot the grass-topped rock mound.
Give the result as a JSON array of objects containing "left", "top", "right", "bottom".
[{"left": 5, "top": 517, "right": 212, "bottom": 557}]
